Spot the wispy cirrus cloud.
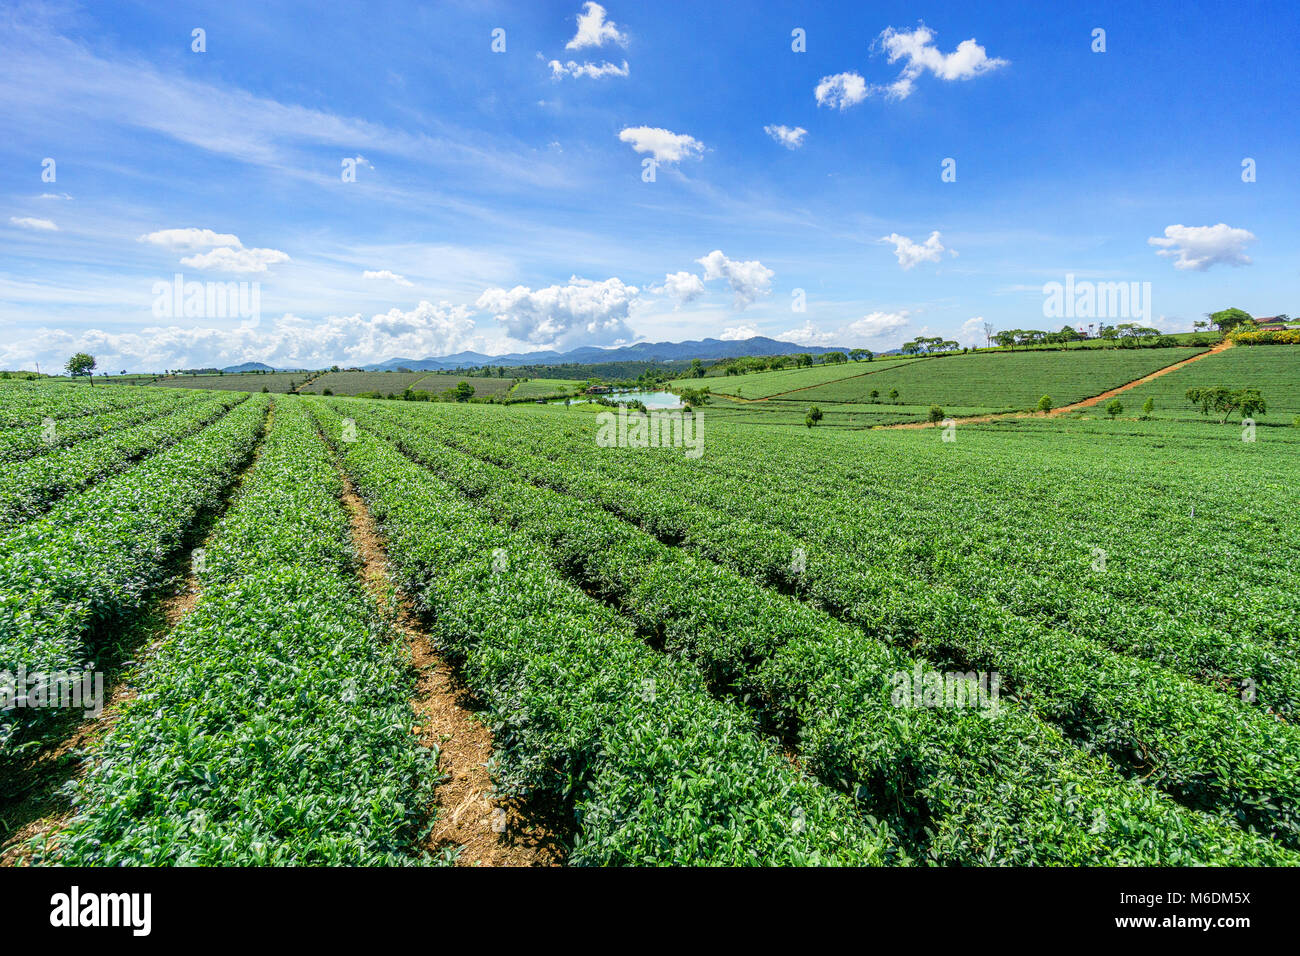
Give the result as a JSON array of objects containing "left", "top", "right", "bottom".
[
  {"left": 10, "top": 216, "right": 58, "bottom": 231},
  {"left": 0, "top": 24, "right": 569, "bottom": 191}
]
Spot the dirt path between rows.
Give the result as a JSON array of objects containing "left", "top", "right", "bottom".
[
  {"left": 0, "top": 401, "right": 275, "bottom": 865},
  {"left": 338, "top": 475, "right": 562, "bottom": 867},
  {"left": 876, "top": 340, "right": 1233, "bottom": 430}
]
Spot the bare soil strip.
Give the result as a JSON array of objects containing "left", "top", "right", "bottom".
[
  {"left": 877, "top": 341, "right": 1233, "bottom": 430},
  {"left": 0, "top": 402, "right": 275, "bottom": 865},
  {"left": 337, "top": 473, "right": 562, "bottom": 867}
]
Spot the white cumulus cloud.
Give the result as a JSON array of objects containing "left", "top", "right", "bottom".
[
  {"left": 654, "top": 271, "right": 706, "bottom": 308},
  {"left": 847, "top": 311, "right": 911, "bottom": 339},
  {"left": 764, "top": 124, "right": 807, "bottom": 149},
  {"left": 719, "top": 324, "right": 758, "bottom": 341},
  {"left": 10, "top": 217, "right": 57, "bottom": 231},
  {"left": 877, "top": 25, "right": 1008, "bottom": 100},
  {"left": 548, "top": 59, "right": 629, "bottom": 79},
  {"left": 566, "top": 3, "right": 628, "bottom": 50},
  {"left": 180, "top": 246, "right": 291, "bottom": 274},
  {"left": 618, "top": 126, "right": 704, "bottom": 163},
  {"left": 475, "top": 276, "right": 638, "bottom": 347},
  {"left": 881, "top": 231, "right": 949, "bottom": 269},
  {"left": 957, "top": 316, "right": 988, "bottom": 348},
  {"left": 696, "top": 250, "right": 774, "bottom": 309},
  {"left": 363, "top": 269, "right": 414, "bottom": 287},
  {"left": 1, "top": 301, "right": 478, "bottom": 372},
  {"left": 138, "top": 227, "right": 242, "bottom": 250},
  {"left": 815, "top": 72, "right": 869, "bottom": 109},
  {"left": 779, "top": 321, "right": 837, "bottom": 347},
  {"left": 1148, "top": 223, "right": 1256, "bottom": 271}
]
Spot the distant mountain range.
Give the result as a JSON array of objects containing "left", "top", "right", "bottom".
[{"left": 360, "top": 336, "right": 854, "bottom": 371}]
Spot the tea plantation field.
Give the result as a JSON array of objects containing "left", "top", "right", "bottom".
[
  {"left": 787, "top": 347, "right": 1206, "bottom": 409},
  {"left": 2, "top": 355, "right": 1298, "bottom": 866}
]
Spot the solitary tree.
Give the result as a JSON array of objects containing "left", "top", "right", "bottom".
[
  {"left": 928, "top": 405, "right": 945, "bottom": 423},
  {"left": 1207, "top": 307, "right": 1253, "bottom": 333},
  {"left": 1037, "top": 395, "right": 1053, "bottom": 413},
  {"left": 1185, "top": 386, "right": 1265, "bottom": 423},
  {"left": 66, "top": 352, "right": 96, "bottom": 385},
  {"left": 805, "top": 405, "right": 823, "bottom": 428},
  {"left": 1141, "top": 397, "right": 1154, "bottom": 420},
  {"left": 869, "top": 389, "right": 880, "bottom": 403},
  {"left": 1106, "top": 399, "right": 1123, "bottom": 419},
  {"left": 889, "top": 388, "right": 900, "bottom": 404}
]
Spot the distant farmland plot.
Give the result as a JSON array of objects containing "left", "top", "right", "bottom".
[
  {"left": 160, "top": 372, "right": 308, "bottom": 393},
  {"left": 509, "top": 379, "right": 585, "bottom": 400},
  {"left": 306, "top": 371, "right": 515, "bottom": 398},
  {"left": 1120, "top": 345, "right": 1300, "bottom": 422},
  {"left": 410, "top": 372, "right": 515, "bottom": 398},
  {"left": 670, "top": 358, "right": 917, "bottom": 400},
  {"left": 701, "top": 400, "right": 996, "bottom": 428},
  {"left": 309, "top": 371, "right": 434, "bottom": 395},
  {"left": 793, "top": 348, "right": 1206, "bottom": 410}
]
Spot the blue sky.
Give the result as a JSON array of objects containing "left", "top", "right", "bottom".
[{"left": 2, "top": 0, "right": 1296, "bottom": 371}]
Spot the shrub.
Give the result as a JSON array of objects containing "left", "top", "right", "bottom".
[{"left": 928, "top": 405, "right": 945, "bottom": 423}]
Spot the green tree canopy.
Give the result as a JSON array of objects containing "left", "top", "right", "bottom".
[
  {"left": 1208, "top": 307, "right": 1253, "bottom": 332},
  {"left": 66, "top": 352, "right": 96, "bottom": 383},
  {"left": 1185, "top": 386, "right": 1265, "bottom": 423}
]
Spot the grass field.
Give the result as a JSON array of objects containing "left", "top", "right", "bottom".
[{"left": 2, "top": 369, "right": 1298, "bottom": 867}]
